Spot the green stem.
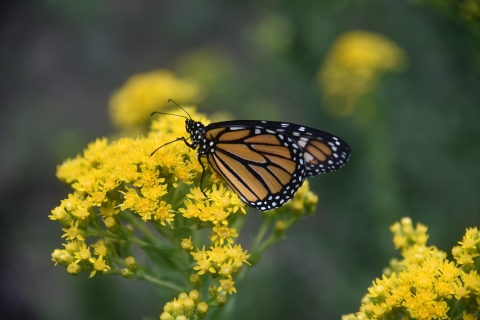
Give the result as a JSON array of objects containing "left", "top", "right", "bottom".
[
  {"left": 250, "top": 216, "right": 271, "bottom": 252},
  {"left": 257, "top": 234, "right": 280, "bottom": 253},
  {"left": 449, "top": 300, "right": 461, "bottom": 319},
  {"left": 139, "top": 273, "right": 185, "bottom": 292},
  {"left": 105, "top": 268, "right": 123, "bottom": 275},
  {"left": 120, "top": 211, "right": 161, "bottom": 246}
]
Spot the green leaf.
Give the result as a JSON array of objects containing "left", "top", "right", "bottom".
[{"left": 171, "top": 226, "right": 192, "bottom": 239}]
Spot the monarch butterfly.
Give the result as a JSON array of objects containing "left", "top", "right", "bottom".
[{"left": 151, "top": 100, "right": 351, "bottom": 212}]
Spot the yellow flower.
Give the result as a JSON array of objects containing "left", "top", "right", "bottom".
[
  {"left": 343, "top": 218, "right": 480, "bottom": 320},
  {"left": 74, "top": 241, "right": 92, "bottom": 263},
  {"left": 92, "top": 239, "right": 108, "bottom": 256},
  {"left": 210, "top": 225, "right": 238, "bottom": 245},
  {"left": 109, "top": 70, "right": 202, "bottom": 130},
  {"left": 208, "top": 244, "right": 227, "bottom": 265},
  {"left": 218, "top": 278, "right": 237, "bottom": 295},
  {"left": 319, "top": 30, "right": 406, "bottom": 117},
  {"left": 51, "top": 249, "right": 74, "bottom": 266},
  {"left": 192, "top": 247, "right": 216, "bottom": 275},
  {"left": 218, "top": 261, "right": 234, "bottom": 278},
  {"left": 89, "top": 255, "right": 110, "bottom": 278},
  {"left": 463, "top": 311, "right": 478, "bottom": 320},
  {"left": 61, "top": 220, "right": 85, "bottom": 241},
  {"left": 180, "top": 236, "right": 194, "bottom": 252},
  {"left": 154, "top": 201, "right": 175, "bottom": 227},
  {"left": 67, "top": 262, "right": 81, "bottom": 275}
]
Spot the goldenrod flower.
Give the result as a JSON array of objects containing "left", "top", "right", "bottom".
[
  {"left": 180, "top": 236, "right": 194, "bottom": 252},
  {"left": 218, "top": 278, "right": 237, "bottom": 295},
  {"left": 344, "top": 218, "right": 480, "bottom": 320},
  {"left": 109, "top": 70, "right": 203, "bottom": 130},
  {"left": 61, "top": 220, "right": 85, "bottom": 241},
  {"left": 319, "top": 30, "right": 406, "bottom": 117},
  {"left": 210, "top": 225, "right": 238, "bottom": 245},
  {"left": 74, "top": 241, "right": 92, "bottom": 263},
  {"left": 192, "top": 247, "right": 216, "bottom": 275},
  {"left": 89, "top": 255, "right": 110, "bottom": 278}
]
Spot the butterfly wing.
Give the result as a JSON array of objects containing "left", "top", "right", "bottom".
[
  {"left": 204, "top": 120, "right": 350, "bottom": 211},
  {"left": 266, "top": 122, "right": 351, "bottom": 177},
  {"left": 205, "top": 121, "right": 305, "bottom": 211}
]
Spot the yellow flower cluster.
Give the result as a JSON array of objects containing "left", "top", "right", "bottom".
[
  {"left": 109, "top": 70, "right": 203, "bottom": 130},
  {"left": 50, "top": 108, "right": 214, "bottom": 276},
  {"left": 319, "top": 31, "right": 406, "bottom": 117},
  {"left": 160, "top": 290, "right": 209, "bottom": 320},
  {"left": 51, "top": 239, "right": 110, "bottom": 278},
  {"left": 50, "top": 69, "right": 322, "bottom": 318},
  {"left": 343, "top": 217, "right": 480, "bottom": 320}
]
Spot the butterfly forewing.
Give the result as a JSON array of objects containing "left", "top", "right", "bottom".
[{"left": 204, "top": 121, "right": 311, "bottom": 211}]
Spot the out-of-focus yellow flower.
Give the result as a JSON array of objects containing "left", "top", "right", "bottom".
[
  {"left": 343, "top": 218, "right": 480, "bottom": 320},
  {"left": 319, "top": 31, "right": 406, "bottom": 117},
  {"left": 109, "top": 70, "right": 203, "bottom": 130}
]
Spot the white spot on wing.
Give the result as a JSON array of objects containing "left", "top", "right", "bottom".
[{"left": 304, "top": 152, "right": 314, "bottom": 162}]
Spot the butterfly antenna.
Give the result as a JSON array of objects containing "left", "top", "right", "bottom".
[
  {"left": 150, "top": 111, "right": 188, "bottom": 120},
  {"left": 168, "top": 99, "right": 192, "bottom": 119},
  {"left": 150, "top": 137, "right": 185, "bottom": 156}
]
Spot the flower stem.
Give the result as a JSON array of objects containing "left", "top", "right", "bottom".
[
  {"left": 139, "top": 273, "right": 185, "bottom": 292},
  {"left": 121, "top": 211, "right": 161, "bottom": 246},
  {"left": 251, "top": 216, "right": 271, "bottom": 252}
]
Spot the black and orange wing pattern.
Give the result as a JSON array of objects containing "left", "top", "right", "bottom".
[{"left": 202, "top": 120, "right": 350, "bottom": 211}]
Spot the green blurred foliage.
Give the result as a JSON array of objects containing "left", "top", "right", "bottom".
[{"left": 0, "top": 0, "right": 479, "bottom": 319}]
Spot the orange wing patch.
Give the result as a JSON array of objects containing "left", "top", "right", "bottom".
[
  {"left": 306, "top": 145, "right": 327, "bottom": 162},
  {"left": 250, "top": 165, "right": 283, "bottom": 194},
  {"left": 216, "top": 143, "right": 266, "bottom": 163},
  {"left": 215, "top": 151, "right": 268, "bottom": 201},
  {"left": 264, "top": 155, "right": 296, "bottom": 174},
  {"left": 206, "top": 127, "right": 225, "bottom": 140},
  {"left": 310, "top": 140, "right": 332, "bottom": 156},
  {"left": 251, "top": 145, "right": 291, "bottom": 158},
  {"left": 245, "top": 134, "right": 281, "bottom": 145},
  {"left": 219, "top": 129, "right": 251, "bottom": 141},
  {"left": 267, "top": 166, "right": 291, "bottom": 185}
]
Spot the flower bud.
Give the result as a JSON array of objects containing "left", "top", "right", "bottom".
[
  {"left": 67, "top": 262, "right": 81, "bottom": 275},
  {"left": 104, "top": 217, "right": 118, "bottom": 233},
  {"left": 274, "top": 220, "right": 287, "bottom": 235},
  {"left": 196, "top": 302, "right": 208, "bottom": 319},
  {"left": 182, "top": 298, "right": 194, "bottom": 316},
  {"left": 171, "top": 299, "right": 183, "bottom": 318},
  {"left": 125, "top": 256, "right": 138, "bottom": 271},
  {"left": 208, "top": 285, "right": 218, "bottom": 298},
  {"left": 189, "top": 290, "right": 200, "bottom": 303},
  {"left": 159, "top": 312, "right": 174, "bottom": 320},
  {"left": 121, "top": 268, "right": 133, "bottom": 279},
  {"left": 215, "top": 294, "right": 227, "bottom": 307},
  {"left": 180, "top": 237, "right": 194, "bottom": 252},
  {"left": 292, "top": 200, "right": 304, "bottom": 216},
  {"left": 190, "top": 274, "right": 202, "bottom": 288}
]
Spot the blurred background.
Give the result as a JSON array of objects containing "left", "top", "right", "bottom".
[{"left": 1, "top": 0, "right": 479, "bottom": 319}]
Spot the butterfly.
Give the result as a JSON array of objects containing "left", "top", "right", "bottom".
[{"left": 151, "top": 100, "right": 351, "bottom": 212}]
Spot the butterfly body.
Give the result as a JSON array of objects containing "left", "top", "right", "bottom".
[{"left": 183, "top": 118, "right": 351, "bottom": 211}]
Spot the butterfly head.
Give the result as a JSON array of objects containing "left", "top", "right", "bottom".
[{"left": 185, "top": 119, "right": 206, "bottom": 149}]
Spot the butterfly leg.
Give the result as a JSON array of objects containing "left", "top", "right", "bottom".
[{"left": 197, "top": 155, "right": 208, "bottom": 198}]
